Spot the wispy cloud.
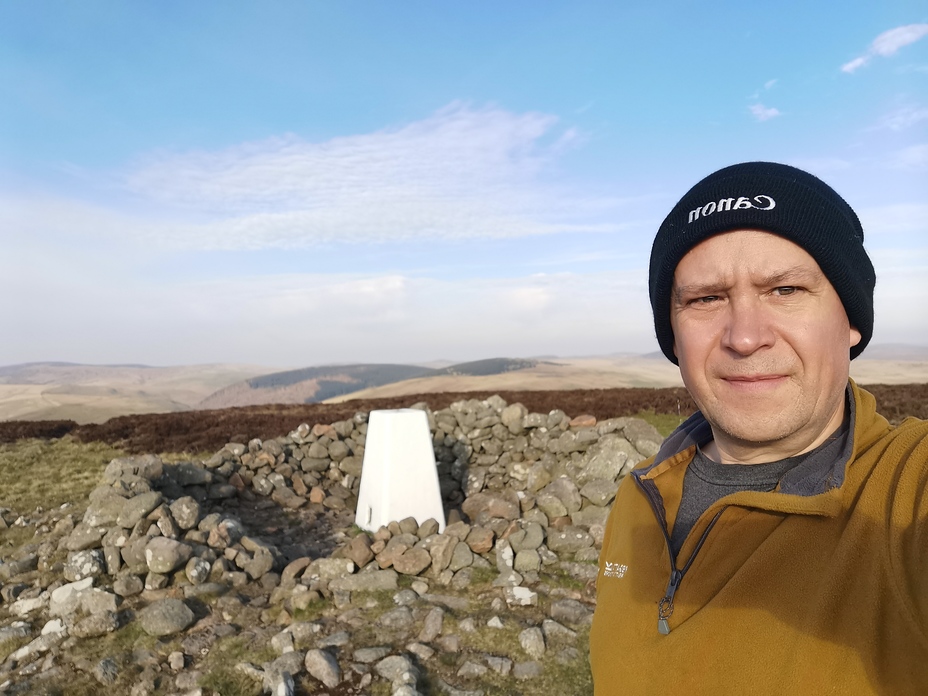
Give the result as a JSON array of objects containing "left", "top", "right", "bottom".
[
  {"left": 842, "top": 24, "right": 928, "bottom": 73},
  {"left": 749, "top": 103, "right": 781, "bottom": 122},
  {"left": 859, "top": 203, "right": 928, "bottom": 236},
  {"left": 873, "top": 105, "right": 928, "bottom": 131},
  {"left": 108, "top": 103, "right": 624, "bottom": 250},
  {"left": 887, "top": 143, "right": 928, "bottom": 170}
]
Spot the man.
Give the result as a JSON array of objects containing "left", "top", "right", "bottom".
[{"left": 590, "top": 162, "right": 928, "bottom": 695}]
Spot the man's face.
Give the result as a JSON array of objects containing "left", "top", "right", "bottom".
[{"left": 670, "top": 229, "right": 862, "bottom": 463}]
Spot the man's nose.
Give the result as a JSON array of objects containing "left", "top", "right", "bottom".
[{"left": 721, "top": 296, "right": 775, "bottom": 356}]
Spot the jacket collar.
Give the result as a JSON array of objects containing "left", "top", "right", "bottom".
[{"left": 640, "top": 383, "right": 857, "bottom": 499}]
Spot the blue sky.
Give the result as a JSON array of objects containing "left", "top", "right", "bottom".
[{"left": 1, "top": 1, "right": 926, "bottom": 367}]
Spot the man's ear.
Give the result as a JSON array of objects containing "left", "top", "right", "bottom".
[{"left": 849, "top": 326, "right": 861, "bottom": 348}]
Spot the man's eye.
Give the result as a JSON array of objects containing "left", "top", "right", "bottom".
[
  {"left": 774, "top": 286, "right": 797, "bottom": 296},
  {"left": 691, "top": 296, "right": 719, "bottom": 304}
]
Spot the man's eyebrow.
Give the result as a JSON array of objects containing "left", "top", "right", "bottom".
[{"left": 672, "top": 265, "right": 825, "bottom": 304}]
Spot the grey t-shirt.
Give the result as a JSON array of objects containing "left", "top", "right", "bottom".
[{"left": 669, "top": 419, "right": 850, "bottom": 559}]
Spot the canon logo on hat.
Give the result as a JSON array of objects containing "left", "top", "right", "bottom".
[{"left": 687, "top": 194, "right": 776, "bottom": 223}]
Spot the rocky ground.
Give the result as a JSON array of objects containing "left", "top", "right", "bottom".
[{"left": 0, "top": 394, "right": 670, "bottom": 695}]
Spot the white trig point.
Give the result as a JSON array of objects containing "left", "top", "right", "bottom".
[{"left": 355, "top": 409, "right": 445, "bottom": 533}]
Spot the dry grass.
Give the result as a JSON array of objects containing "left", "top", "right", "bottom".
[{"left": 0, "top": 436, "right": 125, "bottom": 515}]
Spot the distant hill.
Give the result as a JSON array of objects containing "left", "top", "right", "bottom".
[
  {"left": 858, "top": 344, "right": 928, "bottom": 361},
  {"left": 3, "top": 346, "right": 927, "bottom": 422},
  {"left": 0, "top": 362, "right": 273, "bottom": 423},
  {"left": 196, "top": 358, "right": 541, "bottom": 409}
]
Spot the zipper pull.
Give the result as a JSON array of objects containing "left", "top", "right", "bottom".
[{"left": 658, "top": 569, "right": 683, "bottom": 635}]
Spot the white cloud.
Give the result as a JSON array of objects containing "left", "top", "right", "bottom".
[
  {"left": 859, "top": 203, "right": 928, "bottom": 236},
  {"left": 749, "top": 103, "right": 781, "bottom": 121},
  {"left": 887, "top": 143, "right": 928, "bottom": 170},
  {"left": 106, "top": 103, "right": 624, "bottom": 250},
  {"left": 764, "top": 79, "right": 778, "bottom": 90},
  {"left": 842, "top": 24, "right": 928, "bottom": 73},
  {"left": 874, "top": 106, "right": 928, "bottom": 131},
  {"left": 0, "top": 266, "right": 659, "bottom": 366}
]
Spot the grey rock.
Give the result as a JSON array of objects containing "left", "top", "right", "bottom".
[
  {"left": 579, "top": 478, "right": 620, "bottom": 507},
  {"left": 145, "top": 537, "right": 193, "bottom": 574},
  {"left": 71, "top": 610, "right": 119, "bottom": 638},
  {"left": 317, "top": 631, "right": 350, "bottom": 648},
  {"left": 173, "top": 461, "right": 213, "bottom": 486},
  {"left": 417, "top": 607, "right": 444, "bottom": 642},
  {"left": 519, "top": 626, "right": 545, "bottom": 659},
  {"left": 513, "top": 549, "right": 541, "bottom": 573},
  {"left": 304, "top": 648, "right": 341, "bottom": 688},
  {"left": 393, "top": 548, "right": 432, "bottom": 576},
  {"left": 65, "top": 522, "right": 106, "bottom": 551},
  {"left": 353, "top": 646, "right": 390, "bottom": 663},
  {"left": 94, "top": 656, "right": 119, "bottom": 685},
  {"left": 501, "top": 403, "right": 527, "bottom": 434},
  {"left": 82, "top": 496, "right": 126, "bottom": 528},
  {"left": 581, "top": 434, "right": 642, "bottom": 483},
  {"left": 64, "top": 549, "right": 106, "bottom": 582},
  {"left": 541, "top": 477, "right": 582, "bottom": 514},
  {"left": 304, "top": 557, "right": 355, "bottom": 581},
  {"left": 549, "top": 598, "right": 593, "bottom": 627},
  {"left": 571, "top": 504, "right": 612, "bottom": 529},
  {"left": 546, "top": 525, "right": 594, "bottom": 553},
  {"left": 113, "top": 573, "right": 144, "bottom": 597},
  {"left": 457, "top": 660, "right": 488, "bottom": 678},
  {"left": 534, "top": 493, "right": 568, "bottom": 519},
  {"left": 379, "top": 606, "right": 414, "bottom": 630},
  {"left": 103, "top": 454, "right": 163, "bottom": 483},
  {"left": 81, "top": 588, "right": 119, "bottom": 615},
  {"left": 120, "top": 536, "right": 152, "bottom": 574},
  {"left": 513, "top": 661, "right": 543, "bottom": 680},
  {"left": 138, "top": 598, "right": 195, "bottom": 637},
  {"left": 117, "top": 491, "right": 163, "bottom": 529},
  {"left": 170, "top": 496, "right": 201, "bottom": 530},
  {"left": 623, "top": 418, "right": 664, "bottom": 457},
  {"left": 49, "top": 577, "right": 94, "bottom": 616},
  {"left": 485, "top": 655, "right": 513, "bottom": 675},
  {"left": 448, "top": 541, "right": 474, "bottom": 572},
  {"left": 542, "top": 619, "right": 577, "bottom": 642},
  {"left": 185, "top": 556, "right": 211, "bottom": 585},
  {"left": 375, "top": 654, "right": 418, "bottom": 682}
]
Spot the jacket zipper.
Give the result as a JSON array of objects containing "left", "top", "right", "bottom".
[{"left": 633, "top": 472, "right": 726, "bottom": 635}]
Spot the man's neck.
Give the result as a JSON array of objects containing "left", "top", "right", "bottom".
[{"left": 704, "top": 400, "right": 848, "bottom": 465}]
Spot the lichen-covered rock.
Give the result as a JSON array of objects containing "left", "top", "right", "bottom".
[{"left": 63, "top": 549, "right": 106, "bottom": 582}]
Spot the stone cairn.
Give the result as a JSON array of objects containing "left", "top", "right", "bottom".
[{"left": 0, "top": 396, "right": 662, "bottom": 695}]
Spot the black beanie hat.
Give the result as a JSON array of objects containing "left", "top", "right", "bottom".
[{"left": 649, "top": 161, "right": 875, "bottom": 364}]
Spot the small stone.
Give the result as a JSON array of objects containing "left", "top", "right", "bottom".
[
  {"left": 304, "top": 648, "right": 341, "bottom": 688},
  {"left": 519, "top": 626, "right": 545, "bottom": 659}
]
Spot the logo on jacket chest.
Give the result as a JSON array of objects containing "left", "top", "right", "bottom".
[{"left": 603, "top": 561, "right": 628, "bottom": 579}]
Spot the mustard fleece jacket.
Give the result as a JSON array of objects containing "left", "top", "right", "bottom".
[{"left": 590, "top": 381, "right": 928, "bottom": 695}]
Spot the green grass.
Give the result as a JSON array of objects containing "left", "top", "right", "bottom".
[
  {"left": 0, "top": 436, "right": 125, "bottom": 513},
  {"left": 633, "top": 410, "right": 687, "bottom": 437},
  {"left": 198, "top": 634, "right": 276, "bottom": 696}
]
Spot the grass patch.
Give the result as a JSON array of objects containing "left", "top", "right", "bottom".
[
  {"left": 0, "top": 436, "right": 125, "bottom": 513},
  {"left": 467, "top": 565, "right": 498, "bottom": 588},
  {"left": 198, "top": 634, "right": 276, "bottom": 696},
  {"left": 533, "top": 628, "right": 593, "bottom": 695},
  {"left": 541, "top": 566, "right": 589, "bottom": 593},
  {"left": 633, "top": 410, "right": 687, "bottom": 438},
  {"left": 199, "top": 669, "right": 262, "bottom": 696},
  {"left": 0, "top": 634, "right": 31, "bottom": 662}
]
